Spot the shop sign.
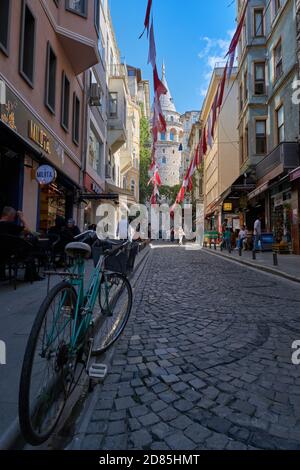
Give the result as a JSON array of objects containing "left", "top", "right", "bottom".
[
  {"left": 91, "top": 182, "right": 102, "bottom": 195},
  {"left": 274, "top": 193, "right": 283, "bottom": 208},
  {"left": 36, "top": 165, "right": 57, "bottom": 185},
  {"left": 28, "top": 120, "right": 51, "bottom": 154},
  {"left": 223, "top": 202, "right": 233, "bottom": 212}
]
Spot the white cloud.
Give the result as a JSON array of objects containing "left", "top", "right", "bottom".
[{"left": 197, "top": 30, "right": 234, "bottom": 100}]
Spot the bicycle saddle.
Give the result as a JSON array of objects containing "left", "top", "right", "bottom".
[{"left": 65, "top": 242, "right": 91, "bottom": 259}]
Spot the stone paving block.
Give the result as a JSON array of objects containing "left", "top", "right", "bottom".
[
  {"left": 102, "top": 434, "right": 128, "bottom": 450},
  {"left": 129, "top": 405, "right": 149, "bottom": 418},
  {"left": 165, "top": 432, "right": 195, "bottom": 450},
  {"left": 107, "top": 420, "right": 126, "bottom": 435},
  {"left": 139, "top": 412, "right": 160, "bottom": 427},
  {"left": 151, "top": 422, "right": 172, "bottom": 440},
  {"left": 81, "top": 434, "right": 102, "bottom": 450},
  {"left": 130, "top": 429, "right": 152, "bottom": 449},
  {"left": 184, "top": 423, "right": 212, "bottom": 443},
  {"left": 158, "top": 406, "right": 179, "bottom": 422},
  {"left": 150, "top": 400, "right": 168, "bottom": 413},
  {"left": 115, "top": 397, "right": 137, "bottom": 410},
  {"left": 170, "top": 415, "right": 193, "bottom": 431}
]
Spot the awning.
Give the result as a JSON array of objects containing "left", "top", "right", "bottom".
[
  {"left": 248, "top": 182, "right": 269, "bottom": 200},
  {"left": 290, "top": 166, "right": 300, "bottom": 182}
]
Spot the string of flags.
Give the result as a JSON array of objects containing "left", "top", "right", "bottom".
[
  {"left": 140, "top": 0, "right": 168, "bottom": 204},
  {"left": 173, "top": 0, "right": 248, "bottom": 207}
]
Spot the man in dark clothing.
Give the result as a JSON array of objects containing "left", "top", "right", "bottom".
[
  {"left": 66, "top": 219, "right": 80, "bottom": 238},
  {"left": 0, "top": 206, "right": 29, "bottom": 236},
  {"left": 0, "top": 206, "right": 42, "bottom": 281}
]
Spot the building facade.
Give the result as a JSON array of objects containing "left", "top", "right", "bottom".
[
  {"left": 0, "top": 0, "right": 99, "bottom": 233},
  {"left": 202, "top": 66, "right": 240, "bottom": 233},
  {"left": 156, "top": 64, "right": 183, "bottom": 187},
  {"left": 180, "top": 110, "right": 201, "bottom": 179},
  {"left": 237, "top": 0, "right": 300, "bottom": 253}
]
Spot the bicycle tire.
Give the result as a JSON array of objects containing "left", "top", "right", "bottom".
[
  {"left": 92, "top": 273, "right": 132, "bottom": 356},
  {"left": 19, "top": 281, "right": 77, "bottom": 445}
]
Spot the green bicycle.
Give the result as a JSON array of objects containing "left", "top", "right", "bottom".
[{"left": 19, "top": 235, "right": 133, "bottom": 445}]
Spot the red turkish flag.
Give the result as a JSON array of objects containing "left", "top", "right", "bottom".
[
  {"left": 139, "top": 0, "right": 153, "bottom": 39},
  {"left": 201, "top": 125, "right": 207, "bottom": 155},
  {"left": 226, "top": 1, "right": 248, "bottom": 57},
  {"left": 153, "top": 66, "right": 167, "bottom": 99},
  {"left": 217, "top": 63, "right": 228, "bottom": 110}
]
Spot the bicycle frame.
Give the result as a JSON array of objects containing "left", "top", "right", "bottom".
[{"left": 46, "top": 254, "right": 108, "bottom": 355}]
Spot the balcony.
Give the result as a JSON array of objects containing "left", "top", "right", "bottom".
[
  {"left": 108, "top": 65, "right": 128, "bottom": 153},
  {"left": 256, "top": 142, "right": 300, "bottom": 182},
  {"left": 42, "top": 0, "right": 99, "bottom": 75}
]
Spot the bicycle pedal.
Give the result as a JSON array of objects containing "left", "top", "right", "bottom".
[{"left": 88, "top": 363, "right": 108, "bottom": 379}]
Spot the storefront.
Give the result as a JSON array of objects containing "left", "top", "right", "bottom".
[
  {"left": 269, "top": 180, "right": 292, "bottom": 246},
  {"left": 0, "top": 79, "right": 81, "bottom": 232}
]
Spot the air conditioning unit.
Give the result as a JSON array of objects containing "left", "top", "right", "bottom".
[{"left": 90, "top": 84, "right": 102, "bottom": 106}]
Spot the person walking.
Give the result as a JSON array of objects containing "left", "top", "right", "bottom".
[
  {"left": 238, "top": 225, "right": 248, "bottom": 251},
  {"left": 224, "top": 225, "right": 232, "bottom": 252},
  {"left": 178, "top": 226, "right": 185, "bottom": 246},
  {"left": 253, "top": 216, "right": 263, "bottom": 252},
  {"left": 221, "top": 219, "right": 228, "bottom": 250}
]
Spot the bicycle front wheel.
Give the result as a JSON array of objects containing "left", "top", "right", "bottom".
[
  {"left": 92, "top": 273, "right": 132, "bottom": 355},
  {"left": 19, "top": 281, "right": 78, "bottom": 445}
]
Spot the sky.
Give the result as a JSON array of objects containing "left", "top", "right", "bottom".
[{"left": 109, "top": 0, "right": 237, "bottom": 114}]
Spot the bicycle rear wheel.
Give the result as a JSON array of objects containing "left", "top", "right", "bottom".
[
  {"left": 92, "top": 272, "right": 132, "bottom": 355},
  {"left": 19, "top": 281, "right": 78, "bottom": 445}
]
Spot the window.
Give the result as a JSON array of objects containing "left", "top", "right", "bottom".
[
  {"left": 66, "top": 0, "right": 87, "bottom": 16},
  {"left": 61, "top": 72, "right": 70, "bottom": 131},
  {"left": 244, "top": 71, "right": 248, "bottom": 101},
  {"left": 245, "top": 124, "right": 249, "bottom": 161},
  {"left": 109, "top": 92, "right": 118, "bottom": 117},
  {"left": 72, "top": 93, "right": 80, "bottom": 145},
  {"left": 160, "top": 132, "right": 166, "bottom": 141},
  {"left": 130, "top": 179, "right": 135, "bottom": 195},
  {"left": 254, "top": 8, "right": 264, "bottom": 37},
  {"left": 20, "top": 2, "right": 36, "bottom": 86},
  {"left": 162, "top": 156, "right": 166, "bottom": 164},
  {"left": 274, "top": 40, "right": 283, "bottom": 82},
  {"left": 254, "top": 62, "right": 266, "bottom": 95},
  {"left": 89, "top": 126, "right": 103, "bottom": 174},
  {"left": 94, "top": 0, "right": 100, "bottom": 35},
  {"left": 240, "top": 133, "right": 244, "bottom": 164},
  {"left": 276, "top": 105, "right": 284, "bottom": 143},
  {"left": 255, "top": 120, "right": 267, "bottom": 154},
  {"left": 45, "top": 43, "right": 57, "bottom": 114},
  {"left": 239, "top": 83, "right": 243, "bottom": 112},
  {"left": 170, "top": 132, "right": 175, "bottom": 141},
  {"left": 0, "top": 0, "right": 10, "bottom": 55}
]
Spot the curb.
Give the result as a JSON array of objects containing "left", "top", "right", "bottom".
[
  {"left": 0, "top": 246, "right": 150, "bottom": 451},
  {"left": 203, "top": 248, "right": 300, "bottom": 284}
]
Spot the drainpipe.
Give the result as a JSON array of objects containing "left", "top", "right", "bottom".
[{"left": 80, "top": 70, "right": 90, "bottom": 230}]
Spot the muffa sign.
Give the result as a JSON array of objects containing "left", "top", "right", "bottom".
[{"left": 36, "top": 165, "right": 57, "bottom": 185}]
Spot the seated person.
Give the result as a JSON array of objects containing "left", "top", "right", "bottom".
[
  {"left": 66, "top": 218, "right": 81, "bottom": 238},
  {"left": 0, "top": 207, "right": 42, "bottom": 281},
  {"left": 0, "top": 206, "right": 29, "bottom": 236}
]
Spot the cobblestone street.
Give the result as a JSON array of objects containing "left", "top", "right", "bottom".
[{"left": 77, "top": 245, "right": 300, "bottom": 450}]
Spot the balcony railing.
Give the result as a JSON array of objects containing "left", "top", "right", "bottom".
[
  {"left": 255, "top": 142, "right": 300, "bottom": 180},
  {"left": 109, "top": 64, "right": 127, "bottom": 78}
]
